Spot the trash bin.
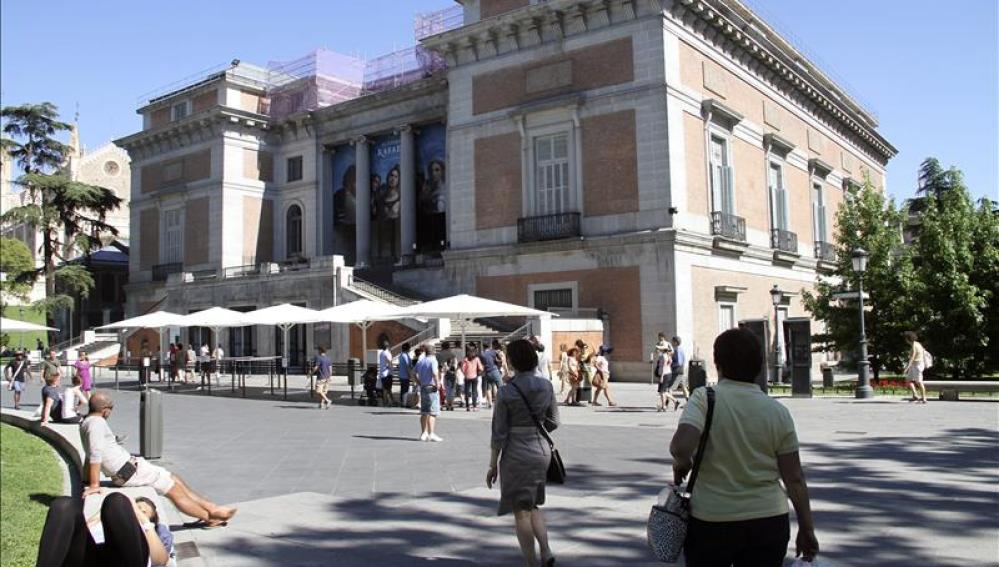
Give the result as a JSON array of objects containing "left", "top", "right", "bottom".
[
  {"left": 347, "top": 358, "right": 360, "bottom": 399},
  {"left": 140, "top": 388, "right": 163, "bottom": 459},
  {"left": 688, "top": 359, "right": 707, "bottom": 390},
  {"left": 822, "top": 367, "right": 834, "bottom": 388}
]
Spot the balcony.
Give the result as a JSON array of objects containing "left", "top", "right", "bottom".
[
  {"left": 710, "top": 211, "right": 747, "bottom": 242},
  {"left": 517, "top": 212, "right": 581, "bottom": 244},
  {"left": 151, "top": 263, "right": 182, "bottom": 282},
  {"left": 771, "top": 229, "right": 799, "bottom": 262},
  {"left": 223, "top": 264, "right": 261, "bottom": 279},
  {"left": 814, "top": 241, "right": 836, "bottom": 263}
]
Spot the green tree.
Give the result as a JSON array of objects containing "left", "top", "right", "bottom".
[
  {"left": 802, "top": 177, "right": 917, "bottom": 378},
  {"left": 0, "top": 237, "right": 35, "bottom": 306},
  {"left": 0, "top": 103, "right": 122, "bottom": 338},
  {"left": 911, "top": 163, "right": 990, "bottom": 378},
  {"left": 970, "top": 198, "right": 999, "bottom": 374}
]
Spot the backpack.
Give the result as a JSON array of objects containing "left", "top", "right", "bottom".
[{"left": 923, "top": 349, "right": 934, "bottom": 369}]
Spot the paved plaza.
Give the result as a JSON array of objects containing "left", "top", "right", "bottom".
[{"left": 3, "top": 372, "right": 997, "bottom": 566}]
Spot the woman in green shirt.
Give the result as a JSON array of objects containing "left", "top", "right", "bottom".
[{"left": 669, "top": 328, "right": 819, "bottom": 566}]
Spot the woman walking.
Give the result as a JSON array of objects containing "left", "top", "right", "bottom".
[
  {"left": 487, "top": 339, "right": 559, "bottom": 566},
  {"left": 903, "top": 331, "right": 928, "bottom": 403},
  {"left": 556, "top": 344, "right": 569, "bottom": 395},
  {"left": 74, "top": 351, "right": 94, "bottom": 395},
  {"left": 669, "top": 328, "right": 819, "bottom": 566},
  {"left": 561, "top": 347, "right": 580, "bottom": 405},
  {"left": 654, "top": 345, "right": 676, "bottom": 411},
  {"left": 591, "top": 345, "right": 617, "bottom": 407}
]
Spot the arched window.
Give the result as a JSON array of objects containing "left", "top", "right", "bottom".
[{"left": 286, "top": 204, "right": 303, "bottom": 258}]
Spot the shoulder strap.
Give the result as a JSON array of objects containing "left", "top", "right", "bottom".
[
  {"left": 509, "top": 381, "right": 555, "bottom": 450},
  {"left": 685, "top": 387, "right": 716, "bottom": 495}
]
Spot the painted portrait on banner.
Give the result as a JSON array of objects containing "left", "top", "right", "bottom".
[
  {"left": 330, "top": 145, "right": 356, "bottom": 262},
  {"left": 369, "top": 135, "right": 401, "bottom": 260},
  {"left": 415, "top": 123, "right": 446, "bottom": 253}
]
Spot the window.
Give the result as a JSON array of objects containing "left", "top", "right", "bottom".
[
  {"left": 286, "top": 205, "right": 303, "bottom": 258},
  {"left": 718, "top": 303, "right": 737, "bottom": 333},
  {"left": 812, "top": 182, "right": 828, "bottom": 243},
  {"left": 162, "top": 209, "right": 183, "bottom": 264},
  {"left": 533, "top": 288, "right": 573, "bottom": 312},
  {"left": 171, "top": 101, "right": 189, "bottom": 121},
  {"left": 286, "top": 156, "right": 303, "bottom": 182},
  {"left": 533, "top": 133, "right": 570, "bottom": 215},
  {"left": 709, "top": 135, "right": 734, "bottom": 213},
  {"left": 769, "top": 162, "right": 790, "bottom": 231}
]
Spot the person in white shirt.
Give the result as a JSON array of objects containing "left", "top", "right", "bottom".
[
  {"left": 81, "top": 392, "right": 237, "bottom": 528},
  {"left": 60, "top": 373, "right": 89, "bottom": 424},
  {"left": 212, "top": 344, "right": 225, "bottom": 382},
  {"left": 530, "top": 336, "right": 552, "bottom": 380}
]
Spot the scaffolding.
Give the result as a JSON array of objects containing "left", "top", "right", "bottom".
[
  {"left": 266, "top": 49, "right": 365, "bottom": 120},
  {"left": 414, "top": 4, "right": 464, "bottom": 40}
]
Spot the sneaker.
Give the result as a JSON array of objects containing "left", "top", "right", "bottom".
[
  {"left": 420, "top": 432, "right": 429, "bottom": 442},
  {"left": 429, "top": 434, "right": 443, "bottom": 442}
]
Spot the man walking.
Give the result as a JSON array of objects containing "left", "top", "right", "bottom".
[
  {"left": 4, "top": 351, "right": 32, "bottom": 409},
  {"left": 398, "top": 342, "right": 413, "bottom": 406},
  {"left": 530, "top": 336, "right": 552, "bottom": 380},
  {"left": 479, "top": 340, "right": 503, "bottom": 409},
  {"left": 668, "top": 335, "right": 689, "bottom": 406},
  {"left": 415, "top": 342, "right": 443, "bottom": 442},
  {"left": 81, "top": 392, "right": 237, "bottom": 527},
  {"left": 312, "top": 347, "right": 333, "bottom": 410}
]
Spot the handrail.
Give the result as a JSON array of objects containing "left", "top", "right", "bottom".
[
  {"left": 502, "top": 322, "right": 533, "bottom": 343},
  {"left": 50, "top": 334, "right": 85, "bottom": 353},
  {"left": 390, "top": 325, "right": 436, "bottom": 355}
]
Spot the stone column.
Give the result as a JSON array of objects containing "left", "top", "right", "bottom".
[
  {"left": 398, "top": 124, "right": 416, "bottom": 264},
  {"left": 353, "top": 136, "right": 370, "bottom": 268}
]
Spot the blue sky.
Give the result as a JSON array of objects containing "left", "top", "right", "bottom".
[{"left": 2, "top": 0, "right": 995, "bottom": 202}]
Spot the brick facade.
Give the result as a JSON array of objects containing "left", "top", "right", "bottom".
[
  {"left": 184, "top": 197, "right": 210, "bottom": 265},
  {"left": 480, "top": 0, "right": 529, "bottom": 19},
  {"left": 582, "top": 109, "right": 639, "bottom": 216},
  {"left": 474, "top": 132, "right": 521, "bottom": 230},
  {"left": 472, "top": 37, "right": 634, "bottom": 115},
  {"left": 139, "top": 208, "right": 159, "bottom": 269}
]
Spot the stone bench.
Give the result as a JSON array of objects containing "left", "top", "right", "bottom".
[{"left": 922, "top": 380, "right": 999, "bottom": 401}]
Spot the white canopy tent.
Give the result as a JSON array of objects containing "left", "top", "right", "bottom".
[
  {"left": 379, "top": 294, "right": 554, "bottom": 348},
  {"left": 318, "top": 300, "right": 401, "bottom": 366},
  {"left": 242, "top": 304, "right": 324, "bottom": 369},
  {"left": 98, "top": 311, "right": 187, "bottom": 382},
  {"left": 1, "top": 316, "right": 58, "bottom": 333}
]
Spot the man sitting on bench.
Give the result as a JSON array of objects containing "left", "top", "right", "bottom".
[{"left": 81, "top": 392, "right": 237, "bottom": 528}]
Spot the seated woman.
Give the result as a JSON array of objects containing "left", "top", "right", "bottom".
[
  {"left": 669, "top": 328, "right": 819, "bottom": 566},
  {"left": 36, "top": 492, "right": 169, "bottom": 567}
]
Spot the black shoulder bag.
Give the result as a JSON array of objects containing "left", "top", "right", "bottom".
[{"left": 509, "top": 381, "right": 566, "bottom": 485}]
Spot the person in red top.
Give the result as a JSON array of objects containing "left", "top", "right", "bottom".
[{"left": 459, "top": 345, "right": 484, "bottom": 411}]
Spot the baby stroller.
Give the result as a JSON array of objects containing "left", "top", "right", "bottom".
[{"left": 360, "top": 367, "right": 379, "bottom": 406}]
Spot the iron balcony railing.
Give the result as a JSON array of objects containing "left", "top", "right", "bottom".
[
  {"left": 771, "top": 229, "right": 798, "bottom": 254},
  {"left": 224, "top": 264, "right": 260, "bottom": 279},
  {"left": 517, "top": 212, "right": 581, "bottom": 243},
  {"left": 152, "top": 263, "right": 183, "bottom": 282},
  {"left": 710, "top": 211, "right": 747, "bottom": 242},
  {"left": 814, "top": 241, "right": 836, "bottom": 262}
]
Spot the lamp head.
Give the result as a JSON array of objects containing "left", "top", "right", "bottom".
[
  {"left": 770, "top": 284, "right": 783, "bottom": 307},
  {"left": 851, "top": 247, "right": 868, "bottom": 274}
]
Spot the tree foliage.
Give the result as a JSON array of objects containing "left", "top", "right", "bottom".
[
  {"left": 0, "top": 103, "right": 122, "bottom": 337},
  {"left": 806, "top": 157, "right": 999, "bottom": 379},
  {"left": 802, "top": 177, "right": 918, "bottom": 377},
  {"left": 911, "top": 163, "right": 994, "bottom": 378},
  {"left": 0, "top": 237, "right": 35, "bottom": 305}
]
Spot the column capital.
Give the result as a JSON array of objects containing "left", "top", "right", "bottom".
[
  {"left": 395, "top": 124, "right": 413, "bottom": 134},
  {"left": 351, "top": 135, "right": 368, "bottom": 146}
]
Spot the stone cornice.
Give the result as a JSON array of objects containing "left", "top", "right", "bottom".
[
  {"left": 672, "top": 0, "right": 896, "bottom": 164},
  {"left": 421, "top": 0, "right": 660, "bottom": 67},
  {"left": 115, "top": 107, "right": 269, "bottom": 160}
]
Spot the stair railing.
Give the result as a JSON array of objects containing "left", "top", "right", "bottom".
[
  {"left": 390, "top": 325, "right": 437, "bottom": 355},
  {"left": 502, "top": 322, "right": 534, "bottom": 343}
]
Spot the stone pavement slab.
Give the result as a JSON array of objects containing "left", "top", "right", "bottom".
[{"left": 3, "top": 376, "right": 997, "bottom": 566}]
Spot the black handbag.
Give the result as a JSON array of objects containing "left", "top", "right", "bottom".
[{"left": 509, "top": 382, "right": 565, "bottom": 485}]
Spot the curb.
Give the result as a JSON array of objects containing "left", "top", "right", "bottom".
[{"left": 1, "top": 409, "right": 83, "bottom": 496}]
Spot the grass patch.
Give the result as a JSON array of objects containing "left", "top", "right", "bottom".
[{"left": 1, "top": 423, "right": 63, "bottom": 567}]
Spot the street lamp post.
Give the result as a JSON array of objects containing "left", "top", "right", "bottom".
[
  {"left": 770, "top": 285, "right": 783, "bottom": 385},
  {"left": 852, "top": 247, "right": 874, "bottom": 399}
]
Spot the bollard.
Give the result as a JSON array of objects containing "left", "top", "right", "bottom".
[
  {"left": 348, "top": 358, "right": 360, "bottom": 399},
  {"left": 140, "top": 388, "right": 163, "bottom": 459}
]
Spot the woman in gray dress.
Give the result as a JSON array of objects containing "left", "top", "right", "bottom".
[{"left": 487, "top": 339, "right": 560, "bottom": 566}]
